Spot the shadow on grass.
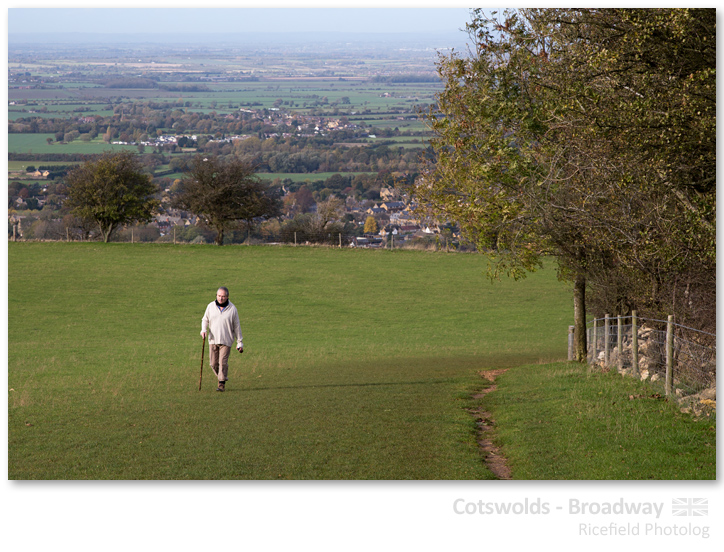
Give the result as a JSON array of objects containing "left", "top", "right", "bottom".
[{"left": 237, "top": 378, "right": 451, "bottom": 393}]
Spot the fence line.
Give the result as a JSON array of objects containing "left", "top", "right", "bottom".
[
  {"left": 9, "top": 230, "right": 464, "bottom": 251},
  {"left": 572, "top": 312, "right": 716, "bottom": 411}
]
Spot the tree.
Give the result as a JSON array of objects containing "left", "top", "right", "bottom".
[
  {"left": 532, "top": 8, "right": 715, "bottom": 332},
  {"left": 364, "top": 216, "right": 378, "bottom": 235},
  {"left": 173, "top": 155, "right": 281, "bottom": 246},
  {"left": 293, "top": 186, "right": 316, "bottom": 213},
  {"left": 303, "top": 196, "right": 346, "bottom": 237},
  {"left": 514, "top": 8, "right": 715, "bottom": 333},
  {"left": 65, "top": 151, "right": 159, "bottom": 243},
  {"left": 62, "top": 214, "right": 94, "bottom": 241},
  {"left": 410, "top": 8, "right": 716, "bottom": 359}
]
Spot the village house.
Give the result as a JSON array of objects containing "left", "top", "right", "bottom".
[
  {"left": 152, "top": 214, "right": 194, "bottom": 232},
  {"left": 398, "top": 224, "right": 421, "bottom": 235},
  {"left": 380, "top": 201, "right": 405, "bottom": 213},
  {"left": 389, "top": 207, "right": 419, "bottom": 226},
  {"left": 379, "top": 187, "right": 398, "bottom": 201},
  {"left": 366, "top": 206, "right": 386, "bottom": 216}
]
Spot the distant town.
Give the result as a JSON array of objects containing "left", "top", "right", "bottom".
[{"left": 8, "top": 37, "right": 458, "bottom": 248}]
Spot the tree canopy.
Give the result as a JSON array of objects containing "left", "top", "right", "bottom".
[
  {"left": 411, "top": 8, "right": 716, "bottom": 358},
  {"left": 65, "top": 151, "right": 159, "bottom": 243},
  {"left": 173, "top": 155, "right": 282, "bottom": 245}
]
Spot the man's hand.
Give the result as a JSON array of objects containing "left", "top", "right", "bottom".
[
  {"left": 237, "top": 346, "right": 244, "bottom": 354},
  {"left": 201, "top": 332, "right": 206, "bottom": 340}
]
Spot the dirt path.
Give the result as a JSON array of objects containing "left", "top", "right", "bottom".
[{"left": 470, "top": 369, "right": 512, "bottom": 480}]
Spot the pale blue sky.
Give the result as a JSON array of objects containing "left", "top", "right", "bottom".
[{"left": 8, "top": 7, "right": 476, "bottom": 36}]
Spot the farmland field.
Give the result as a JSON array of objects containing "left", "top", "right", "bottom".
[
  {"left": 8, "top": 243, "right": 571, "bottom": 480},
  {"left": 259, "top": 171, "right": 376, "bottom": 182},
  {"left": 8, "top": 160, "right": 80, "bottom": 171},
  {"left": 8, "top": 133, "right": 138, "bottom": 154}
]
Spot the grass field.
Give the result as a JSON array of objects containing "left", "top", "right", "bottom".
[
  {"left": 9, "top": 243, "right": 714, "bottom": 480},
  {"left": 8, "top": 79, "right": 439, "bottom": 114},
  {"left": 258, "top": 171, "right": 376, "bottom": 182},
  {"left": 8, "top": 243, "right": 570, "bottom": 480},
  {"left": 8, "top": 160, "right": 81, "bottom": 171},
  {"left": 8, "top": 133, "right": 138, "bottom": 155},
  {"left": 484, "top": 363, "right": 716, "bottom": 479}
]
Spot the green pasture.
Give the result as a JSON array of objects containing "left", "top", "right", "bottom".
[
  {"left": 8, "top": 110, "right": 56, "bottom": 121},
  {"left": 485, "top": 362, "right": 716, "bottom": 479},
  {"left": 258, "top": 171, "right": 376, "bottom": 183},
  {"left": 364, "top": 137, "right": 428, "bottom": 148},
  {"left": 8, "top": 243, "right": 570, "bottom": 480},
  {"left": 8, "top": 134, "right": 138, "bottom": 154},
  {"left": 8, "top": 160, "right": 80, "bottom": 171},
  {"left": 8, "top": 105, "right": 114, "bottom": 121}
]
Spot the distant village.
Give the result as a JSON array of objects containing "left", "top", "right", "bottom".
[
  {"left": 105, "top": 101, "right": 418, "bottom": 149},
  {"left": 8, "top": 101, "right": 453, "bottom": 246},
  {"left": 149, "top": 184, "right": 449, "bottom": 248},
  {"left": 9, "top": 167, "right": 455, "bottom": 246}
]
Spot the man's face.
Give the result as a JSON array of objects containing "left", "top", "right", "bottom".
[{"left": 217, "top": 290, "right": 228, "bottom": 303}]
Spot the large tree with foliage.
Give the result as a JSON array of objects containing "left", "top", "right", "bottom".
[
  {"left": 65, "top": 151, "right": 159, "bottom": 243},
  {"left": 173, "top": 155, "right": 281, "bottom": 245},
  {"left": 411, "top": 8, "right": 715, "bottom": 359},
  {"left": 537, "top": 8, "right": 716, "bottom": 333}
]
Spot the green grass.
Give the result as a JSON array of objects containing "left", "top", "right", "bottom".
[
  {"left": 8, "top": 134, "right": 138, "bottom": 154},
  {"left": 8, "top": 243, "right": 570, "bottom": 479},
  {"left": 258, "top": 171, "right": 376, "bottom": 182},
  {"left": 8, "top": 160, "right": 80, "bottom": 171},
  {"left": 484, "top": 362, "right": 716, "bottom": 479}
]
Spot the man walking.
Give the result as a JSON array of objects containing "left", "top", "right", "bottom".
[{"left": 201, "top": 287, "right": 243, "bottom": 392}]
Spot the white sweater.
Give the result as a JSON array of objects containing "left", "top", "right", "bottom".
[{"left": 201, "top": 301, "right": 243, "bottom": 349}]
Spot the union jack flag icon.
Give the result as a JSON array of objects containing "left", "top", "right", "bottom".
[{"left": 672, "top": 498, "right": 708, "bottom": 516}]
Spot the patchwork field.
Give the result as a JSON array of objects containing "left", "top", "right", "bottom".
[{"left": 8, "top": 133, "right": 137, "bottom": 155}]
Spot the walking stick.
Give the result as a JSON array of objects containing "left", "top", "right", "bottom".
[{"left": 198, "top": 333, "right": 206, "bottom": 391}]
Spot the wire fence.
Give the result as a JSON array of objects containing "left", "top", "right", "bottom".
[
  {"left": 582, "top": 313, "right": 716, "bottom": 404},
  {"left": 10, "top": 227, "right": 464, "bottom": 251}
]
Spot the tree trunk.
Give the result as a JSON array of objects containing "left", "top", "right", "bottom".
[
  {"left": 215, "top": 228, "right": 224, "bottom": 246},
  {"left": 573, "top": 273, "right": 587, "bottom": 362},
  {"left": 101, "top": 223, "right": 114, "bottom": 243}
]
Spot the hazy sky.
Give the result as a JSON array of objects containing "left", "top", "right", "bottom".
[{"left": 8, "top": 6, "right": 476, "bottom": 36}]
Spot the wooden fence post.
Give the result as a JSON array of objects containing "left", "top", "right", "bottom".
[
  {"left": 617, "top": 315, "right": 623, "bottom": 372},
  {"left": 666, "top": 314, "right": 674, "bottom": 396},
  {"left": 294, "top": 232, "right": 297, "bottom": 246},
  {"left": 604, "top": 314, "right": 611, "bottom": 367},
  {"left": 592, "top": 319, "right": 598, "bottom": 364},
  {"left": 587, "top": 327, "right": 591, "bottom": 363},
  {"left": 631, "top": 310, "right": 639, "bottom": 377},
  {"left": 568, "top": 325, "right": 575, "bottom": 361}
]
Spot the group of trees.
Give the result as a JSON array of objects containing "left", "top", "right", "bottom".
[
  {"left": 11, "top": 145, "right": 410, "bottom": 244},
  {"left": 411, "top": 8, "right": 715, "bottom": 359},
  {"left": 63, "top": 151, "right": 281, "bottom": 245},
  {"left": 221, "top": 136, "right": 423, "bottom": 175}
]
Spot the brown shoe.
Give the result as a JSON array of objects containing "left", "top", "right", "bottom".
[{"left": 216, "top": 381, "right": 225, "bottom": 392}]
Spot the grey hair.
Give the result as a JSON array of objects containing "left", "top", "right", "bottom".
[{"left": 217, "top": 286, "right": 229, "bottom": 296}]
